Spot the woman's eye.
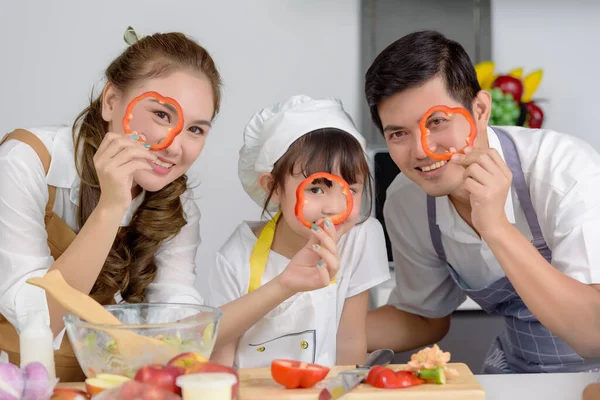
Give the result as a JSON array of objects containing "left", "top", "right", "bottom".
[
  {"left": 154, "top": 111, "right": 170, "bottom": 122},
  {"left": 189, "top": 126, "right": 205, "bottom": 135}
]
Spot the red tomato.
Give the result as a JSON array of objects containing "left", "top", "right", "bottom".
[
  {"left": 365, "top": 365, "right": 387, "bottom": 386},
  {"left": 366, "top": 367, "right": 424, "bottom": 389},
  {"left": 271, "top": 359, "right": 330, "bottom": 389}
]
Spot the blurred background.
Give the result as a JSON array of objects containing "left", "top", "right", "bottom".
[{"left": 2, "top": 0, "right": 599, "bottom": 372}]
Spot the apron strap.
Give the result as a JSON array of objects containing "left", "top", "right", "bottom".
[
  {"left": 248, "top": 211, "right": 337, "bottom": 293},
  {"left": 0, "top": 129, "right": 58, "bottom": 220},
  {"left": 493, "top": 127, "right": 552, "bottom": 263},
  {"left": 426, "top": 127, "right": 553, "bottom": 264},
  {"left": 248, "top": 212, "right": 282, "bottom": 293},
  {"left": 427, "top": 196, "right": 447, "bottom": 263}
]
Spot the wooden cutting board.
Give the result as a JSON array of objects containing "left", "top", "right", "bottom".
[
  {"left": 238, "top": 363, "right": 484, "bottom": 399},
  {"left": 59, "top": 363, "right": 484, "bottom": 399}
]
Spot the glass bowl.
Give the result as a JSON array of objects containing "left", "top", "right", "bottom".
[{"left": 64, "top": 303, "right": 221, "bottom": 378}]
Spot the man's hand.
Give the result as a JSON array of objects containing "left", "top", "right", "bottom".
[{"left": 450, "top": 147, "right": 512, "bottom": 236}]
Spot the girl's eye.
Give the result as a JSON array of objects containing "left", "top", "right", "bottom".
[
  {"left": 350, "top": 188, "right": 358, "bottom": 195},
  {"left": 189, "top": 126, "right": 205, "bottom": 135},
  {"left": 309, "top": 187, "right": 324, "bottom": 194},
  {"left": 154, "top": 111, "right": 170, "bottom": 122}
]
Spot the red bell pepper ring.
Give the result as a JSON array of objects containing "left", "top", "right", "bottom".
[
  {"left": 366, "top": 366, "right": 424, "bottom": 389},
  {"left": 419, "top": 105, "right": 477, "bottom": 161},
  {"left": 122, "top": 91, "right": 185, "bottom": 151},
  {"left": 294, "top": 172, "right": 354, "bottom": 229},
  {"left": 271, "top": 359, "right": 330, "bottom": 389}
]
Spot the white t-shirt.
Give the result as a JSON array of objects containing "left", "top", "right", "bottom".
[
  {"left": 385, "top": 126, "right": 600, "bottom": 319},
  {"left": 0, "top": 125, "right": 204, "bottom": 348},
  {"left": 207, "top": 216, "right": 391, "bottom": 353}
]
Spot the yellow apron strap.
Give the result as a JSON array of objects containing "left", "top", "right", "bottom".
[
  {"left": 247, "top": 211, "right": 336, "bottom": 293},
  {"left": 248, "top": 212, "right": 281, "bottom": 293}
]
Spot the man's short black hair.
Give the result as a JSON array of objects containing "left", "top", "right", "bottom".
[{"left": 365, "top": 30, "right": 481, "bottom": 134}]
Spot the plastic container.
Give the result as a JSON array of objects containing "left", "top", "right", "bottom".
[
  {"left": 176, "top": 372, "right": 237, "bottom": 400},
  {"left": 19, "top": 311, "right": 56, "bottom": 380}
]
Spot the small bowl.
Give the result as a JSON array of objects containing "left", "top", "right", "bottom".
[{"left": 64, "top": 303, "right": 221, "bottom": 378}]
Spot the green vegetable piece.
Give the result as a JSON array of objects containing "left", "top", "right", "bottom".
[{"left": 418, "top": 366, "right": 446, "bottom": 384}]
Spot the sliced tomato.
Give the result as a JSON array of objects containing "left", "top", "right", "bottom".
[
  {"left": 366, "top": 367, "right": 424, "bottom": 389},
  {"left": 271, "top": 359, "right": 330, "bottom": 389},
  {"left": 365, "top": 365, "right": 387, "bottom": 386}
]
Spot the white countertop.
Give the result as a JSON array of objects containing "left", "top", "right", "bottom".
[{"left": 476, "top": 371, "right": 600, "bottom": 399}]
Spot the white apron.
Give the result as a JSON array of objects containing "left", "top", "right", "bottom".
[{"left": 233, "top": 212, "right": 338, "bottom": 369}]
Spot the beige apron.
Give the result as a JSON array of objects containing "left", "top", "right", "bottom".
[{"left": 0, "top": 129, "right": 85, "bottom": 382}]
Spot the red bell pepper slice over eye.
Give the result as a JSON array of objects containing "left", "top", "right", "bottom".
[
  {"left": 366, "top": 367, "right": 424, "bottom": 389},
  {"left": 419, "top": 105, "right": 477, "bottom": 161},
  {"left": 294, "top": 172, "right": 354, "bottom": 229},
  {"left": 271, "top": 359, "right": 331, "bottom": 389},
  {"left": 122, "top": 90, "right": 185, "bottom": 151}
]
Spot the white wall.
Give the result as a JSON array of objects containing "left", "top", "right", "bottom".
[
  {"left": 2, "top": 0, "right": 599, "bottom": 300},
  {"left": 491, "top": 0, "right": 600, "bottom": 150},
  {"left": 0, "top": 0, "right": 361, "bottom": 298}
]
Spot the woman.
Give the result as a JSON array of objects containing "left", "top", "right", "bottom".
[{"left": 0, "top": 29, "right": 340, "bottom": 381}]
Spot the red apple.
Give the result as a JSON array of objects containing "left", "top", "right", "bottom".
[
  {"left": 492, "top": 75, "right": 524, "bottom": 103},
  {"left": 185, "top": 362, "right": 239, "bottom": 399},
  {"left": 134, "top": 364, "right": 184, "bottom": 394},
  {"left": 119, "top": 380, "right": 181, "bottom": 400},
  {"left": 51, "top": 387, "right": 91, "bottom": 400},
  {"left": 525, "top": 101, "right": 544, "bottom": 128}
]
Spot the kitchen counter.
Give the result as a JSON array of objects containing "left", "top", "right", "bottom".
[
  {"left": 59, "top": 371, "right": 600, "bottom": 399},
  {"left": 476, "top": 371, "right": 600, "bottom": 400}
]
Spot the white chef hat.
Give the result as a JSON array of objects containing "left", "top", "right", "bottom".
[{"left": 239, "top": 94, "right": 367, "bottom": 212}]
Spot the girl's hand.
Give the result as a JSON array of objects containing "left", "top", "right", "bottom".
[
  {"left": 93, "top": 132, "right": 157, "bottom": 213},
  {"left": 277, "top": 218, "right": 341, "bottom": 295}
]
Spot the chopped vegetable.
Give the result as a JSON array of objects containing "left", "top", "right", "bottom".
[
  {"left": 366, "top": 366, "right": 424, "bottom": 389},
  {"left": 407, "top": 344, "right": 459, "bottom": 379},
  {"left": 271, "top": 359, "right": 330, "bottom": 389},
  {"left": 418, "top": 366, "right": 446, "bottom": 384}
]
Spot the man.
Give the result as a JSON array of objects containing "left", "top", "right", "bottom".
[{"left": 364, "top": 30, "right": 600, "bottom": 373}]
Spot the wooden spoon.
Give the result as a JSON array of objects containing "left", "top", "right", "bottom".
[{"left": 26, "top": 270, "right": 178, "bottom": 362}]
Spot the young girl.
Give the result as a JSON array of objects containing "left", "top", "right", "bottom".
[
  {"left": 0, "top": 31, "right": 336, "bottom": 381},
  {"left": 208, "top": 95, "right": 391, "bottom": 368}
]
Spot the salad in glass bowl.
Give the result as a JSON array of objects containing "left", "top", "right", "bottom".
[{"left": 64, "top": 303, "right": 221, "bottom": 378}]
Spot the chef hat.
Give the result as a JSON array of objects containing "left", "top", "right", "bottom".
[{"left": 239, "top": 94, "right": 367, "bottom": 212}]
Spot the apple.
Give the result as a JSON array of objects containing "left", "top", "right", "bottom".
[
  {"left": 134, "top": 364, "right": 184, "bottom": 395},
  {"left": 85, "top": 373, "right": 130, "bottom": 396},
  {"left": 119, "top": 380, "right": 181, "bottom": 400},
  {"left": 166, "top": 352, "right": 208, "bottom": 371},
  {"left": 185, "top": 362, "right": 239, "bottom": 399},
  {"left": 51, "top": 387, "right": 90, "bottom": 400},
  {"left": 525, "top": 101, "right": 544, "bottom": 128},
  {"left": 492, "top": 75, "right": 524, "bottom": 103}
]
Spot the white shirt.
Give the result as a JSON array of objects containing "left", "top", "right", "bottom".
[
  {"left": 385, "top": 126, "right": 600, "bottom": 318},
  {"left": 207, "top": 217, "right": 391, "bottom": 358},
  {"left": 0, "top": 125, "right": 204, "bottom": 348}
]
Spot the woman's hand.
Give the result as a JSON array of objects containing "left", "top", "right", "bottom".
[
  {"left": 277, "top": 218, "right": 341, "bottom": 295},
  {"left": 93, "top": 132, "right": 157, "bottom": 212}
]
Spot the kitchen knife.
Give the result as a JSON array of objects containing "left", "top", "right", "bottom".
[{"left": 319, "top": 349, "right": 394, "bottom": 400}]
